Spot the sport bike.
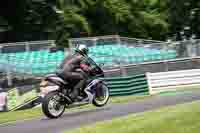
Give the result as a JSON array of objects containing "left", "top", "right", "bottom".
[{"left": 40, "top": 57, "right": 110, "bottom": 118}]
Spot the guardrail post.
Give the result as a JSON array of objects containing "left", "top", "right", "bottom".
[
  {"left": 164, "top": 61, "right": 169, "bottom": 72},
  {"left": 146, "top": 72, "right": 152, "bottom": 95}
]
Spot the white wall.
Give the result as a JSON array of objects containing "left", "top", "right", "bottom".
[{"left": 146, "top": 69, "right": 200, "bottom": 94}]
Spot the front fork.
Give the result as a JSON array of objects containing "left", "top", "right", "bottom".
[
  {"left": 84, "top": 79, "right": 103, "bottom": 103},
  {"left": 84, "top": 87, "right": 94, "bottom": 103}
]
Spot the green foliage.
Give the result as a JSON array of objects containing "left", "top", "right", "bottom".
[
  {"left": 1, "top": 0, "right": 199, "bottom": 44},
  {"left": 0, "top": 16, "right": 10, "bottom": 32},
  {"left": 50, "top": 3, "right": 91, "bottom": 46},
  {"left": 168, "top": 0, "right": 200, "bottom": 40}
]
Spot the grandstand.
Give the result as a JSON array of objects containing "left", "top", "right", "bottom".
[
  {"left": 0, "top": 35, "right": 199, "bottom": 88},
  {"left": 0, "top": 44, "right": 177, "bottom": 76},
  {"left": 0, "top": 35, "right": 177, "bottom": 77}
]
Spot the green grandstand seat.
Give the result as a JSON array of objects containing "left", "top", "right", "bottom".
[{"left": 0, "top": 44, "right": 178, "bottom": 76}]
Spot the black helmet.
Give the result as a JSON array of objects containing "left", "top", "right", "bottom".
[{"left": 75, "top": 44, "right": 89, "bottom": 56}]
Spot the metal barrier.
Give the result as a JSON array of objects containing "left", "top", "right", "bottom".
[
  {"left": 146, "top": 69, "right": 200, "bottom": 94},
  {"left": 68, "top": 35, "right": 200, "bottom": 75},
  {"left": 69, "top": 35, "right": 167, "bottom": 69},
  {"left": 0, "top": 40, "right": 56, "bottom": 87},
  {"left": 103, "top": 74, "right": 149, "bottom": 96},
  {"left": 0, "top": 40, "right": 55, "bottom": 53}
]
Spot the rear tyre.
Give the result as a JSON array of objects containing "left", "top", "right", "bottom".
[
  {"left": 93, "top": 83, "right": 110, "bottom": 107},
  {"left": 42, "top": 91, "right": 66, "bottom": 119}
]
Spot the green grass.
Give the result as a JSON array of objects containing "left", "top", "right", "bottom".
[
  {"left": 110, "top": 94, "right": 151, "bottom": 104},
  {"left": 66, "top": 100, "right": 200, "bottom": 133},
  {"left": 0, "top": 108, "right": 42, "bottom": 124},
  {"left": 159, "top": 85, "right": 200, "bottom": 96},
  {"left": 0, "top": 95, "right": 150, "bottom": 125}
]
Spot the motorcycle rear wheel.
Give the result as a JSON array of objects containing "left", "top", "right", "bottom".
[{"left": 42, "top": 91, "right": 66, "bottom": 119}]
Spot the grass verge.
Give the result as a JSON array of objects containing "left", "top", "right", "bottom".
[
  {"left": 0, "top": 94, "right": 150, "bottom": 125},
  {"left": 0, "top": 108, "right": 42, "bottom": 125},
  {"left": 65, "top": 100, "right": 200, "bottom": 133}
]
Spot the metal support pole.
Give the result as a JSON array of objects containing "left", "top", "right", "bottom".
[
  {"left": 116, "top": 35, "right": 127, "bottom": 76},
  {"left": 0, "top": 46, "right": 2, "bottom": 53},
  {"left": 25, "top": 42, "right": 30, "bottom": 52},
  {"left": 93, "top": 38, "right": 97, "bottom": 47},
  {"left": 68, "top": 40, "right": 73, "bottom": 51},
  {"left": 190, "top": 38, "right": 196, "bottom": 57},
  {"left": 6, "top": 69, "right": 12, "bottom": 87},
  {"left": 64, "top": 48, "right": 70, "bottom": 57},
  {"left": 5, "top": 53, "right": 13, "bottom": 87},
  {"left": 51, "top": 40, "right": 56, "bottom": 47}
]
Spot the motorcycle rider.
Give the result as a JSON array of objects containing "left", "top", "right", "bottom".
[{"left": 58, "top": 44, "right": 94, "bottom": 102}]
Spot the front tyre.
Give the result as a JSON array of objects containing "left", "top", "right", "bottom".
[
  {"left": 42, "top": 91, "right": 66, "bottom": 119},
  {"left": 93, "top": 83, "right": 110, "bottom": 107}
]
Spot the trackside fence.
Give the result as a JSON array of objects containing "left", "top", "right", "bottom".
[
  {"left": 103, "top": 74, "right": 149, "bottom": 96},
  {"left": 146, "top": 69, "right": 200, "bottom": 94}
]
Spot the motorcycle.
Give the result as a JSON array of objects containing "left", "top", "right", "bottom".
[{"left": 39, "top": 57, "right": 110, "bottom": 119}]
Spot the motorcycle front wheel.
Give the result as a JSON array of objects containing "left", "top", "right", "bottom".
[
  {"left": 42, "top": 91, "right": 66, "bottom": 119},
  {"left": 93, "top": 83, "right": 110, "bottom": 107}
]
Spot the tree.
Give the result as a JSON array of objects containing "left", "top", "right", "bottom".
[
  {"left": 123, "top": 0, "right": 169, "bottom": 40},
  {"left": 168, "top": 0, "right": 200, "bottom": 40},
  {"left": 0, "top": 0, "right": 170, "bottom": 43},
  {"left": 48, "top": 0, "right": 92, "bottom": 46}
]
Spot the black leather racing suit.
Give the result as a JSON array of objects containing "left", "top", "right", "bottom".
[{"left": 59, "top": 53, "right": 91, "bottom": 99}]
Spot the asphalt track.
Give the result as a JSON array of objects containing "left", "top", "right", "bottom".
[{"left": 1, "top": 90, "right": 200, "bottom": 133}]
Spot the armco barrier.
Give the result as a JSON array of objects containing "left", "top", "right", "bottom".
[
  {"left": 146, "top": 69, "right": 200, "bottom": 94},
  {"left": 103, "top": 74, "right": 149, "bottom": 96}
]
